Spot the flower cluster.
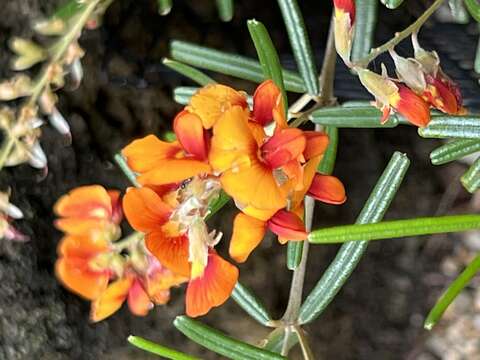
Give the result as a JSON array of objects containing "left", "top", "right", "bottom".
[
  {"left": 120, "top": 80, "right": 346, "bottom": 317},
  {"left": 333, "top": 0, "right": 464, "bottom": 128},
  {"left": 54, "top": 185, "right": 186, "bottom": 322}
]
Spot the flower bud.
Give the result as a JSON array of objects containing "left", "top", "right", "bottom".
[
  {"left": 9, "top": 37, "right": 47, "bottom": 71},
  {"left": 411, "top": 33, "right": 440, "bottom": 76},
  {"left": 28, "top": 141, "right": 47, "bottom": 169},
  {"left": 49, "top": 107, "right": 71, "bottom": 137},
  {"left": 389, "top": 49, "right": 426, "bottom": 93},
  {"left": 333, "top": 0, "right": 355, "bottom": 66}
]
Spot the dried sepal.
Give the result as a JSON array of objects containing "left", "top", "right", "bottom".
[
  {"left": 0, "top": 75, "right": 33, "bottom": 101},
  {"left": 33, "top": 18, "right": 67, "bottom": 36},
  {"left": 389, "top": 49, "right": 426, "bottom": 93},
  {"left": 9, "top": 37, "right": 47, "bottom": 71}
]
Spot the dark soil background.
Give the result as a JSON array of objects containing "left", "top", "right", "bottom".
[{"left": 1, "top": 1, "right": 480, "bottom": 359}]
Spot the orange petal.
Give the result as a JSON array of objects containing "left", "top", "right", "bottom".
[
  {"left": 308, "top": 174, "right": 346, "bottom": 204},
  {"left": 187, "top": 84, "right": 248, "bottom": 129},
  {"left": 146, "top": 266, "right": 187, "bottom": 304},
  {"left": 241, "top": 205, "right": 278, "bottom": 221},
  {"left": 220, "top": 158, "right": 289, "bottom": 211},
  {"left": 54, "top": 185, "right": 113, "bottom": 220},
  {"left": 174, "top": 110, "right": 208, "bottom": 160},
  {"left": 123, "top": 187, "right": 172, "bottom": 233},
  {"left": 261, "top": 128, "right": 306, "bottom": 169},
  {"left": 393, "top": 85, "right": 431, "bottom": 128},
  {"left": 146, "top": 231, "right": 191, "bottom": 277},
  {"left": 54, "top": 218, "right": 118, "bottom": 237},
  {"left": 252, "top": 80, "right": 281, "bottom": 126},
  {"left": 122, "top": 135, "right": 183, "bottom": 173},
  {"left": 423, "top": 75, "right": 459, "bottom": 115},
  {"left": 185, "top": 252, "right": 238, "bottom": 317},
  {"left": 334, "top": 0, "right": 355, "bottom": 23},
  {"left": 268, "top": 210, "right": 307, "bottom": 241},
  {"left": 281, "top": 159, "right": 304, "bottom": 191},
  {"left": 209, "top": 106, "right": 256, "bottom": 173},
  {"left": 303, "top": 131, "right": 329, "bottom": 160},
  {"left": 290, "top": 155, "right": 323, "bottom": 209},
  {"left": 55, "top": 257, "right": 109, "bottom": 300},
  {"left": 137, "top": 159, "right": 211, "bottom": 186},
  {"left": 107, "top": 190, "right": 123, "bottom": 224},
  {"left": 90, "top": 276, "right": 133, "bottom": 322},
  {"left": 57, "top": 234, "right": 110, "bottom": 258},
  {"left": 127, "top": 278, "right": 153, "bottom": 316},
  {"left": 230, "top": 213, "right": 267, "bottom": 263}
]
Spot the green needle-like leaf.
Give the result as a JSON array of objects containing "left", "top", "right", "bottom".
[
  {"left": 447, "top": 0, "right": 470, "bottom": 23},
  {"left": 163, "top": 58, "right": 215, "bottom": 86},
  {"left": 380, "top": 0, "right": 405, "bottom": 9},
  {"left": 216, "top": 0, "right": 234, "bottom": 22},
  {"left": 174, "top": 316, "right": 286, "bottom": 360},
  {"left": 419, "top": 115, "right": 480, "bottom": 139},
  {"left": 424, "top": 253, "right": 480, "bottom": 330},
  {"left": 476, "top": 33, "right": 480, "bottom": 74},
  {"left": 277, "top": 0, "right": 319, "bottom": 95},
  {"left": 157, "top": 0, "right": 173, "bottom": 15},
  {"left": 461, "top": 155, "right": 480, "bottom": 193},
  {"left": 206, "top": 190, "right": 231, "bottom": 220},
  {"left": 231, "top": 282, "right": 273, "bottom": 326},
  {"left": 54, "top": 0, "right": 85, "bottom": 21},
  {"left": 465, "top": 0, "right": 480, "bottom": 22},
  {"left": 309, "top": 214, "right": 480, "bottom": 243},
  {"left": 262, "top": 328, "right": 299, "bottom": 354},
  {"left": 170, "top": 40, "right": 305, "bottom": 93},
  {"left": 430, "top": 139, "right": 480, "bottom": 165},
  {"left": 247, "top": 19, "right": 287, "bottom": 112},
  {"left": 310, "top": 106, "right": 410, "bottom": 128},
  {"left": 299, "top": 151, "right": 410, "bottom": 324},
  {"left": 128, "top": 335, "right": 200, "bottom": 360},
  {"left": 114, "top": 153, "right": 140, "bottom": 188},
  {"left": 351, "top": 0, "right": 378, "bottom": 62},
  {"left": 318, "top": 126, "right": 338, "bottom": 176},
  {"left": 286, "top": 241, "right": 303, "bottom": 270}
]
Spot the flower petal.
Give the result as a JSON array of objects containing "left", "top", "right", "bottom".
[
  {"left": 174, "top": 110, "right": 208, "bottom": 160},
  {"left": 307, "top": 174, "right": 346, "bottom": 204},
  {"left": 54, "top": 185, "right": 112, "bottom": 220},
  {"left": 122, "top": 135, "right": 182, "bottom": 173},
  {"left": 252, "top": 80, "right": 281, "bottom": 126},
  {"left": 303, "top": 131, "right": 329, "bottom": 160},
  {"left": 90, "top": 276, "right": 133, "bottom": 322},
  {"left": 54, "top": 218, "right": 118, "bottom": 237},
  {"left": 123, "top": 187, "right": 172, "bottom": 233},
  {"left": 146, "top": 231, "right": 191, "bottom": 277},
  {"left": 186, "top": 252, "right": 238, "bottom": 317},
  {"left": 262, "top": 128, "right": 306, "bottom": 169},
  {"left": 209, "top": 106, "right": 256, "bottom": 173},
  {"left": 268, "top": 210, "right": 307, "bottom": 241},
  {"left": 229, "top": 213, "right": 267, "bottom": 263},
  {"left": 393, "top": 85, "right": 431, "bottom": 128},
  {"left": 55, "top": 257, "right": 110, "bottom": 300},
  {"left": 423, "top": 75, "right": 459, "bottom": 115},
  {"left": 127, "top": 278, "right": 153, "bottom": 316},
  {"left": 187, "top": 84, "right": 248, "bottom": 129},
  {"left": 57, "top": 234, "right": 110, "bottom": 258},
  {"left": 107, "top": 190, "right": 123, "bottom": 224},
  {"left": 137, "top": 159, "right": 211, "bottom": 186}
]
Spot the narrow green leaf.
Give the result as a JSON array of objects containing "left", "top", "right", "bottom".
[
  {"left": 262, "top": 328, "right": 299, "bottom": 354},
  {"left": 128, "top": 335, "right": 200, "bottom": 360},
  {"left": 380, "top": 0, "right": 405, "bottom": 9},
  {"left": 157, "top": 0, "right": 173, "bottom": 15},
  {"left": 286, "top": 241, "right": 303, "bottom": 270},
  {"left": 247, "top": 19, "right": 287, "bottom": 112},
  {"left": 216, "top": 0, "right": 234, "bottom": 22},
  {"left": 351, "top": 0, "right": 378, "bottom": 62},
  {"left": 310, "top": 106, "right": 405, "bottom": 128},
  {"left": 54, "top": 0, "right": 85, "bottom": 20},
  {"left": 430, "top": 139, "right": 480, "bottom": 165},
  {"left": 424, "top": 253, "right": 480, "bottom": 330},
  {"left": 114, "top": 153, "right": 140, "bottom": 188},
  {"left": 461, "top": 155, "right": 480, "bottom": 193},
  {"left": 447, "top": 0, "right": 470, "bottom": 23},
  {"left": 465, "top": 0, "right": 480, "bottom": 22},
  {"left": 318, "top": 126, "right": 338, "bottom": 175},
  {"left": 299, "top": 151, "right": 410, "bottom": 324},
  {"left": 277, "top": 0, "right": 319, "bottom": 95},
  {"left": 173, "top": 86, "right": 253, "bottom": 106},
  {"left": 170, "top": 40, "right": 306, "bottom": 93},
  {"left": 231, "top": 282, "right": 272, "bottom": 325},
  {"left": 163, "top": 58, "right": 215, "bottom": 86},
  {"left": 476, "top": 29, "right": 480, "bottom": 74},
  {"left": 419, "top": 115, "right": 480, "bottom": 139},
  {"left": 206, "top": 190, "right": 230, "bottom": 220},
  {"left": 174, "top": 316, "right": 286, "bottom": 360},
  {"left": 309, "top": 214, "right": 480, "bottom": 243}
]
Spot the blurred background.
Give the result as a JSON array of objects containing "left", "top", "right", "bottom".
[{"left": 1, "top": 0, "right": 480, "bottom": 358}]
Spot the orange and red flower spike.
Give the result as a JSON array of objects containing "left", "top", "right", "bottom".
[
  {"left": 185, "top": 251, "right": 238, "bottom": 317},
  {"left": 308, "top": 174, "right": 347, "bottom": 205},
  {"left": 333, "top": 0, "right": 355, "bottom": 66}
]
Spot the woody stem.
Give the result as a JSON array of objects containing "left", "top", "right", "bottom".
[{"left": 354, "top": 0, "right": 445, "bottom": 67}]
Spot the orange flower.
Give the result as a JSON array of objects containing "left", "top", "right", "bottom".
[
  {"left": 123, "top": 185, "right": 238, "bottom": 317},
  {"left": 423, "top": 74, "right": 464, "bottom": 115},
  {"left": 209, "top": 80, "right": 329, "bottom": 211}
]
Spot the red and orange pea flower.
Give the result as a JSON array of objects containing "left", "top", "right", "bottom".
[{"left": 54, "top": 185, "right": 187, "bottom": 321}]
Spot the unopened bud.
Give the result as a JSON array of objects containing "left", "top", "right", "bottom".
[
  {"left": 411, "top": 33, "right": 440, "bottom": 76},
  {"left": 28, "top": 141, "right": 47, "bottom": 169},
  {"left": 0, "top": 75, "right": 32, "bottom": 101},
  {"left": 33, "top": 18, "right": 66, "bottom": 36},
  {"left": 333, "top": 0, "right": 356, "bottom": 66},
  {"left": 49, "top": 107, "right": 71, "bottom": 137},
  {"left": 356, "top": 67, "right": 399, "bottom": 107},
  {"left": 9, "top": 37, "right": 47, "bottom": 71},
  {"left": 68, "top": 59, "right": 84, "bottom": 90}
]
